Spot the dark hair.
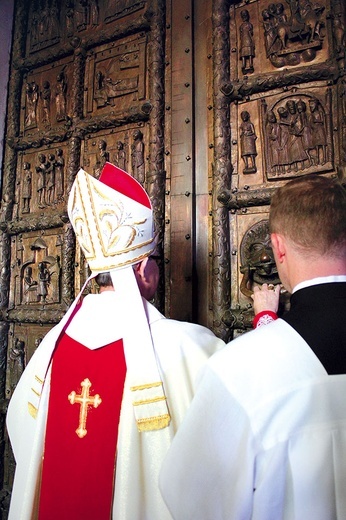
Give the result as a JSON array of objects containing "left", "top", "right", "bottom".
[
  {"left": 269, "top": 175, "right": 346, "bottom": 258},
  {"left": 94, "top": 272, "right": 112, "bottom": 287}
]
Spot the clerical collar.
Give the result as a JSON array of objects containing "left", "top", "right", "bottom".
[{"left": 293, "top": 275, "right": 346, "bottom": 294}]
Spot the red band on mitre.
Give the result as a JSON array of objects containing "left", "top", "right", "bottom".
[{"left": 100, "top": 162, "right": 151, "bottom": 209}]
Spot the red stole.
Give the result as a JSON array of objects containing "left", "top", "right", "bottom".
[{"left": 38, "top": 333, "right": 126, "bottom": 520}]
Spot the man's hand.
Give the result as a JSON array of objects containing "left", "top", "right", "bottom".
[{"left": 251, "top": 283, "right": 281, "bottom": 315}]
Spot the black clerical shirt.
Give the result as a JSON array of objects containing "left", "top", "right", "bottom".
[{"left": 283, "top": 282, "right": 346, "bottom": 375}]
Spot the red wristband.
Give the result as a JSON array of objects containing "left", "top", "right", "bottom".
[{"left": 253, "top": 310, "right": 278, "bottom": 328}]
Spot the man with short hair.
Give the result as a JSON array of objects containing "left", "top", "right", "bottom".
[
  {"left": 160, "top": 174, "right": 346, "bottom": 520},
  {"left": 6, "top": 163, "right": 225, "bottom": 520},
  {"left": 94, "top": 252, "right": 160, "bottom": 303}
]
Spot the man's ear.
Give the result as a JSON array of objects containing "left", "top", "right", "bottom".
[
  {"left": 136, "top": 256, "right": 149, "bottom": 279},
  {"left": 271, "top": 233, "right": 286, "bottom": 263}
]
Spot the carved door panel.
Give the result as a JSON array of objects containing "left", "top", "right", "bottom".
[
  {"left": 0, "top": 0, "right": 170, "bottom": 514},
  {"left": 0, "top": 0, "right": 345, "bottom": 516},
  {"left": 211, "top": 0, "right": 346, "bottom": 339}
]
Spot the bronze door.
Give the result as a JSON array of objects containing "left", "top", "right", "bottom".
[{"left": 0, "top": 0, "right": 345, "bottom": 515}]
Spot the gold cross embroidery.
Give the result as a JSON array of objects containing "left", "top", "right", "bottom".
[{"left": 68, "top": 378, "right": 102, "bottom": 438}]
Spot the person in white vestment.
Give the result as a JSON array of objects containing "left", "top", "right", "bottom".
[
  {"left": 6, "top": 162, "right": 226, "bottom": 520},
  {"left": 160, "top": 174, "right": 346, "bottom": 520}
]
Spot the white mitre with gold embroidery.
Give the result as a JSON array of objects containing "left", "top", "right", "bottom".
[
  {"left": 68, "top": 162, "right": 155, "bottom": 271},
  {"left": 67, "top": 162, "right": 170, "bottom": 432}
]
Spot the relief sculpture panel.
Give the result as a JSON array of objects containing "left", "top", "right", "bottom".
[
  {"left": 6, "top": 325, "right": 49, "bottom": 398},
  {"left": 232, "top": 98, "right": 264, "bottom": 186},
  {"left": 223, "top": 0, "right": 344, "bottom": 336},
  {"left": 14, "top": 147, "right": 67, "bottom": 218},
  {"left": 1, "top": 0, "right": 165, "bottom": 509},
  {"left": 239, "top": 219, "right": 279, "bottom": 298},
  {"left": 21, "top": 59, "right": 73, "bottom": 137},
  {"left": 27, "top": 0, "right": 147, "bottom": 54},
  {"left": 261, "top": 89, "right": 333, "bottom": 179},
  {"left": 230, "top": 0, "right": 330, "bottom": 78},
  {"left": 226, "top": 210, "right": 291, "bottom": 334},
  {"left": 9, "top": 230, "right": 63, "bottom": 310},
  {"left": 84, "top": 33, "right": 147, "bottom": 118},
  {"left": 28, "top": 0, "right": 61, "bottom": 53},
  {"left": 261, "top": 0, "right": 326, "bottom": 68},
  {"left": 232, "top": 85, "right": 337, "bottom": 188},
  {"left": 82, "top": 123, "right": 148, "bottom": 185},
  {"left": 105, "top": 0, "right": 146, "bottom": 23}
]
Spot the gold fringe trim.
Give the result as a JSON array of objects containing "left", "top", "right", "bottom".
[
  {"left": 136, "top": 414, "right": 171, "bottom": 432},
  {"left": 35, "top": 375, "right": 43, "bottom": 385}
]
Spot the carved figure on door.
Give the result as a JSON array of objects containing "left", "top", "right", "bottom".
[
  {"left": 41, "top": 80, "right": 51, "bottom": 126},
  {"left": 46, "top": 153, "right": 56, "bottom": 205},
  {"left": 131, "top": 129, "right": 145, "bottom": 184},
  {"left": 23, "top": 266, "right": 38, "bottom": 303},
  {"left": 75, "top": 0, "right": 88, "bottom": 31},
  {"left": 25, "top": 82, "right": 39, "bottom": 128},
  {"left": 94, "top": 139, "right": 110, "bottom": 179},
  {"left": 55, "top": 71, "right": 67, "bottom": 122},
  {"left": 290, "top": 0, "right": 324, "bottom": 42},
  {"left": 99, "top": 139, "right": 109, "bottom": 165},
  {"left": 239, "top": 111, "right": 257, "bottom": 174},
  {"left": 239, "top": 9, "right": 255, "bottom": 74},
  {"left": 295, "top": 99, "right": 314, "bottom": 168},
  {"left": 22, "top": 162, "right": 32, "bottom": 214},
  {"left": 265, "top": 111, "right": 280, "bottom": 175},
  {"left": 285, "top": 99, "right": 307, "bottom": 172},
  {"left": 37, "top": 262, "right": 50, "bottom": 303},
  {"left": 65, "top": 0, "right": 74, "bottom": 35},
  {"left": 240, "top": 220, "right": 280, "bottom": 298},
  {"left": 55, "top": 148, "right": 65, "bottom": 202},
  {"left": 36, "top": 153, "right": 48, "bottom": 208},
  {"left": 308, "top": 98, "right": 327, "bottom": 165},
  {"left": 275, "top": 3, "right": 289, "bottom": 48},
  {"left": 262, "top": 9, "right": 279, "bottom": 57},
  {"left": 262, "top": 95, "right": 330, "bottom": 179},
  {"left": 90, "top": 0, "right": 99, "bottom": 26},
  {"left": 9, "top": 338, "right": 25, "bottom": 389},
  {"left": 115, "top": 140, "right": 127, "bottom": 171},
  {"left": 332, "top": 12, "right": 345, "bottom": 70},
  {"left": 261, "top": 0, "right": 325, "bottom": 67},
  {"left": 277, "top": 107, "right": 290, "bottom": 173}
]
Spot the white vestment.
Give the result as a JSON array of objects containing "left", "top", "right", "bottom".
[
  {"left": 6, "top": 292, "right": 224, "bottom": 520},
  {"left": 160, "top": 319, "right": 346, "bottom": 520}
]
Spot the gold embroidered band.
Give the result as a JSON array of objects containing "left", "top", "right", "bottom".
[{"left": 130, "top": 381, "right": 171, "bottom": 432}]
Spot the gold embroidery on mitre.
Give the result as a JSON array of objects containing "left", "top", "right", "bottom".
[
  {"left": 68, "top": 378, "right": 102, "bottom": 439},
  {"left": 70, "top": 170, "right": 155, "bottom": 270},
  {"left": 90, "top": 247, "right": 156, "bottom": 272},
  {"left": 70, "top": 178, "right": 96, "bottom": 261},
  {"left": 91, "top": 180, "right": 150, "bottom": 257},
  {"left": 74, "top": 217, "right": 93, "bottom": 256}
]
